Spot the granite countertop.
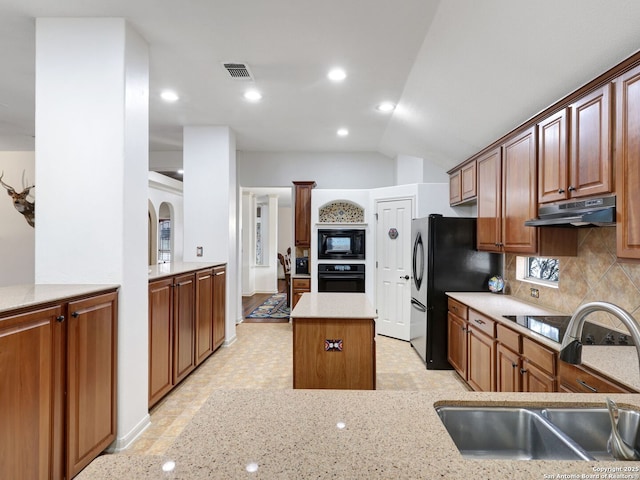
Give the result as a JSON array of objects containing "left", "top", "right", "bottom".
[
  {"left": 77, "top": 389, "right": 640, "bottom": 479},
  {"left": 0, "top": 284, "right": 119, "bottom": 315},
  {"left": 447, "top": 292, "right": 640, "bottom": 392},
  {"left": 148, "top": 261, "right": 226, "bottom": 280},
  {"left": 290, "top": 292, "right": 377, "bottom": 319}
]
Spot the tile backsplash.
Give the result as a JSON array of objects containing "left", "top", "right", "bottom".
[{"left": 504, "top": 227, "right": 640, "bottom": 330}]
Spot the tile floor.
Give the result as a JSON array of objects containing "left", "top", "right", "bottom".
[{"left": 127, "top": 322, "right": 469, "bottom": 456}]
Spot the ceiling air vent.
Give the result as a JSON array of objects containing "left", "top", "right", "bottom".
[{"left": 222, "top": 62, "right": 254, "bottom": 81}]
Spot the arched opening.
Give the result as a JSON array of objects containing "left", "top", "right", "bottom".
[
  {"left": 148, "top": 199, "right": 158, "bottom": 266},
  {"left": 158, "top": 201, "right": 174, "bottom": 264}
]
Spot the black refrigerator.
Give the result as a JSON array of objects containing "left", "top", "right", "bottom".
[{"left": 410, "top": 215, "right": 503, "bottom": 369}]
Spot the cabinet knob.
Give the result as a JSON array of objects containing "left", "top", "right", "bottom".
[
  {"left": 558, "top": 188, "right": 565, "bottom": 194},
  {"left": 56, "top": 315, "right": 65, "bottom": 323},
  {"left": 568, "top": 186, "right": 576, "bottom": 192},
  {"left": 520, "top": 368, "right": 528, "bottom": 375},
  {"left": 71, "top": 311, "right": 80, "bottom": 318},
  {"left": 511, "top": 363, "right": 518, "bottom": 368},
  {"left": 400, "top": 275, "right": 410, "bottom": 280}
]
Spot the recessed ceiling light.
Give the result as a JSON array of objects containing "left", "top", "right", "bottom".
[
  {"left": 177, "top": 169, "right": 184, "bottom": 175},
  {"left": 160, "top": 90, "right": 179, "bottom": 102},
  {"left": 244, "top": 89, "right": 262, "bottom": 101},
  {"left": 376, "top": 102, "right": 396, "bottom": 112},
  {"left": 328, "top": 68, "right": 347, "bottom": 82},
  {"left": 337, "top": 128, "right": 349, "bottom": 137}
]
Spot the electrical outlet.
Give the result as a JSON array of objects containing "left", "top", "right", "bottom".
[
  {"left": 196, "top": 246, "right": 203, "bottom": 257},
  {"left": 530, "top": 288, "right": 539, "bottom": 298}
]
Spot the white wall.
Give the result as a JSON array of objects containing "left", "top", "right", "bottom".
[
  {"left": 237, "top": 151, "right": 395, "bottom": 188},
  {"left": 0, "top": 152, "right": 35, "bottom": 286}
]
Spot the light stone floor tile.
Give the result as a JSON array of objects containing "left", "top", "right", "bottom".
[{"left": 126, "top": 322, "right": 468, "bottom": 456}]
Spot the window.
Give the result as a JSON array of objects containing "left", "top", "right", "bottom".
[
  {"left": 516, "top": 256, "right": 560, "bottom": 287},
  {"left": 158, "top": 219, "right": 171, "bottom": 263},
  {"left": 255, "top": 206, "right": 263, "bottom": 265}
]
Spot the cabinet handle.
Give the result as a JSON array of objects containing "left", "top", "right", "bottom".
[
  {"left": 576, "top": 379, "right": 598, "bottom": 393},
  {"left": 71, "top": 312, "right": 80, "bottom": 318},
  {"left": 512, "top": 363, "right": 518, "bottom": 368},
  {"left": 56, "top": 315, "right": 65, "bottom": 323},
  {"left": 520, "top": 368, "right": 528, "bottom": 375},
  {"left": 568, "top": 186, "right": 576, "bottom": 192},
  {"left": 461, "top": 326, "right": 467, "bottom": 332},
  {"left": 558, "top": 188, "right": 565, "bottom": 194},
  {"left": 473, "top": 318, "right": 485, "bottom": 325},
  {"left": 215, "top": 271, "right": 224, "bottom": 276}
]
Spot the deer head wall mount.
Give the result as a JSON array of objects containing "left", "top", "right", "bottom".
[{"left": 0, "top": 171, "right": 35, "bottom": 228}]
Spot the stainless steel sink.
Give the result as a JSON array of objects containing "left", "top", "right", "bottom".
[
  {"left": 435, "top": 406, "right": 593, "bottom": 460},
  {"left": 541, "top": 408, "right": 640, "bottom": 461}
]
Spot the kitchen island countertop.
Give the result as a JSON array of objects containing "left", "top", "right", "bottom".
[{"left": 290, "top": 292, "right": 377, "bottom": 319}]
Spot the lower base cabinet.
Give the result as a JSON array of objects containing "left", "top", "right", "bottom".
[
  {"left": 0, "top": 289, "right": 118, "bottom": 480},
  {"left": 291, "top": 277, "right": 310, "bottom": 309},
  {"left": 149, "top": 265, "right": 226, "bottom": 408}
]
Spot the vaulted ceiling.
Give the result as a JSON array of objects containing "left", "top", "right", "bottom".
[{"left": 2, "top": 0, "right": 640, "bottom": 171}]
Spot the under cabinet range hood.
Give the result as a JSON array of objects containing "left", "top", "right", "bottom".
[{"left": 525, "top": 196, "right": 616, "bottom": 227}]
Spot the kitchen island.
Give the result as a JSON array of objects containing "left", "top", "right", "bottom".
[{"left": 291, "top": 292, "right": 377, "bottom": 389}]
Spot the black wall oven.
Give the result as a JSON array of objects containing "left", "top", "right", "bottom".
[
  {"left": 317, "top": 229, "right": 365, "bottom": 260},
  {"left": 317, "top": 264, "right": 365, "bottom": 293}
]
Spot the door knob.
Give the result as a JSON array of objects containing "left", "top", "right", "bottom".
[{"left": 400, "top": 275, "right": 410, "bottom": 280}]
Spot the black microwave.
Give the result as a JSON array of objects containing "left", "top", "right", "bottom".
[{"left": 318, "top": 229, "right": 365, "bottom": 260}]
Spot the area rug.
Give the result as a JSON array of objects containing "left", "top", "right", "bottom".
[{"left": 246, "top": 293, "right": 290, "bottom": 319}]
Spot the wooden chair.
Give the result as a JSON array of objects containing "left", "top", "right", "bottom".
[{"left": 278, "top": 247, "right": 292, "bottom": 306}]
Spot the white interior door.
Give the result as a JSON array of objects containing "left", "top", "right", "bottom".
[{"left": 375, "top": 198, "right": 413, "bottom": 340}]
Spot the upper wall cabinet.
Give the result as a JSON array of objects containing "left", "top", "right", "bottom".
[
  {"left": 293, "top": 181, "right": 316, "bottom": 248},
  {"left": 476, "top": 148, "right": 502, "bottom": 252},
  {"left": 449, "top": 160, "right": 476, "bottom": 205},
  {"left": 615, "top": 65, "right": 640, "bottom": 260},
  {"left": 538, "top": 84, "right": 613, "bottom": 203}
]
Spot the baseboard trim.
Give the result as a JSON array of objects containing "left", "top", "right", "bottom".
[{"left": 108, "top": 413, "right": 151, "bottom": 453}]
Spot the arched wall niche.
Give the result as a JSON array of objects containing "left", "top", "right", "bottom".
[
  {"left": 318, "top": 200, "right": 364, "bottom": 223},
  {"left": 158, "top": 201, "right": 175, "bottom": 263},
  {"left": 148, "top": 199, "right": 158, "bottom": 266}
]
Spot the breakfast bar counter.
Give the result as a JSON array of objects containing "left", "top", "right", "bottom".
[{"left": 291, "top": 292, "right": 377, "bottom": 389}]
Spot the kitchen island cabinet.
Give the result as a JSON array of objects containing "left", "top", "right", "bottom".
[
  {"left": 0, "top": 285, "right": 118, "bottom": 480},
  {"left": 291, "top": 292, "right": 376, "bottom": 390}
]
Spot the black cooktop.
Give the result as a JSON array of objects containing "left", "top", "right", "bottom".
[{"left": 502, "top": 315, "right": 634, "bottom": 346}]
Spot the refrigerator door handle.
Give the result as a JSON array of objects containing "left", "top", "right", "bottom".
[
  {"left": 411, "top": 298, "right": 427, "bottom": 312},
  {"left": 412, "top": 232, "right": 424, "bottom": 291}
]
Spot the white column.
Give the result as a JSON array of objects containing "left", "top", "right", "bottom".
[
  {"left": 267, "top": 194, "right": 279, "bottom": 292},
  {"left": 241, "top": 191, "right": 256, "bottom": 296},
  {"left": 183, "top": 126, "right": 238, "bottom": 342},
  {"left": 35, "top": 18, "right": 150, "bottom": 450}
]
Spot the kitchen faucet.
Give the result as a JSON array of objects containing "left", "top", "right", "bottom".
[
  {"left": 559, "top": 301, "right": 640, "bottom": 461},
  {"left": 559, "top": 301, "right": 640, "bottom": 374}
]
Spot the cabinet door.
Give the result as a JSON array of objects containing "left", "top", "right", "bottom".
[
  {"left": 173, "top": 273, "right": 196, "bottom": 384},
  {"left": 496, "top": 344, "right": 521, "bottom": 392},
  {"left": 0, "top": 305, "right": 62, "bottom": 480},
  {"left": 522, "top": 360, "right": 556, "bottom": 392},
  {"left": 461, "top": 160, "right": 477, "bottom": 201},
  {"left": 467, "top": 326, "right": 495, "bottom": 392},
  {"left": 294, "top": 181, "right": 316, "bottom": 247},
  {"left": 149, "top": 278, "right": 173, "bottom": 407},
  {"left": 447, "top": 312, "right": 467, "bottom": 378},
  {"left": 213, "top": 265, "right": 226, "bottom": 350},
  {"left": 570, "top": 84, "right": 612, "bottom": 198},
  {"left": 476, "top": 147, "right": 502, "bottom": 252},
  {"left": 292, "top": 278, "right": 310, "bottom": 309},
  {"left": 615, "top": 65, "right": 640, "bottom": 260},
  {"left": 195, "top": 269, "right": 214, "bottom": 365},
  {"left": 449, "top": 170, "right": 462, "bottom": 204},
  {"left": 538, "top": 108, "right": 569, "bottom": 203},
  {"left": 66, "top": 292, "right": 118, "bottom": 478},
  {"left": 502, "top": 127, "right": 537, "bottom": 254}
]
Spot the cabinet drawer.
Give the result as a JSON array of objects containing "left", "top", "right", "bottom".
[
  {"left": 448, "top": 298, "right": 468, "bottom": 320},
  {"left": 468, "top": 309, "right": 495, "bottom": 337},
  {"left": 522, "top": 337, "right": 555, "bottom": 375},
  {"left": 496, "top": 324, "right": 521, "bottom": 353},
  {"left": 558, "top": 362, "right": 635, "bottom": 393},
  {"left": 292, "top": 278, "right": 310, "bottom": 289}
]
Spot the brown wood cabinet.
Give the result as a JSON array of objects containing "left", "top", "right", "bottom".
[
  {"left": 558, "top": 362, "right": 636, "bottom": 393},
  {"left": 195, "top": 269, "right": 214, "bottom": 365},
  {"left": 615, "top": 65, "right": 640, "bottom": 260},
  {"left": 538, "top": 108, "right": 569, "bottom": 204},
  {"left": 212, "top": 265, "right": 226, "bottom": 350},
  {"left": 293, "top": 181, "right": 316, "bottom": 248},
  {"left": 291, "top": 277, "right": 310, "bottom": 309},
  {"left": 570, "top": 84, "right": 613, "bottom": 198},
  {"left": 466, "top": 309, "right": 496, "bottom": 392},
  {"left": 149, "top": 266, "right": 226, "bottom": 408},
  {"left": 497, "top": 343, "right": 521, "bottom": 392},
  {"left": 449, "top": 160, "right": 477, "bottom": 205},
  {"left": 447, "top": 311, "right": 467, "bottom": 377},
  {"left": 0, "top": 288, "right": 117, "bottom": 480},
  {"left": 476, "top": 147, "right": 502, "bottom": 252},
  {"left": 66, "top": 292, "right": 118, "bottom": 478}
]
